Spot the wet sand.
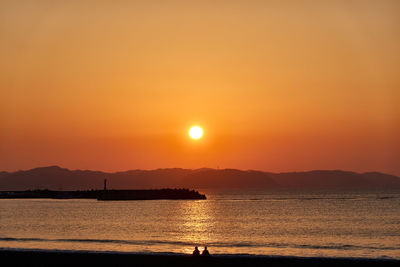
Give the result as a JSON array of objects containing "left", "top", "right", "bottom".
[{"left": 1, "top": 249, "right": 399, "bottom": 267}]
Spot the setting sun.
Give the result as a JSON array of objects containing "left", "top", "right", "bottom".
[{"left": 189, "top": 126, "right": 203, "bottom": 140}]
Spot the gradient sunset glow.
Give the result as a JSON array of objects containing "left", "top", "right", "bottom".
[{"left": 1, "top": 1, "right": 399, "bottom": 175}]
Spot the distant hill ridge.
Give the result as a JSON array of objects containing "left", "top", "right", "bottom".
[{"left": 0, "top": 166, "right": 400, "bottom": 190}]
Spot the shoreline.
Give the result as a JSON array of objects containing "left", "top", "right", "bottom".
[{"left": 1, "top": 248, "right": 399, "bottom": 267}]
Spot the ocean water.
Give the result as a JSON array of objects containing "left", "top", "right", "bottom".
[{"left": 0, "top": 190, "right": 399, "bottom": 259}]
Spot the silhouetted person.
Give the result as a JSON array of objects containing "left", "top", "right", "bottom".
[
  {"left": 192, "top": 246, "right": 200, "bottom": 256},
  {"left": 201, "top": 246, "right": 210, "bottom": 257}
]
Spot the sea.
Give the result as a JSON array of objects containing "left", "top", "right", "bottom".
[{"left": 1, "top": 189, "right": 399, "bottom": 259}]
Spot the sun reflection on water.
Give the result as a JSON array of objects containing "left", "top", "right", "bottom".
[{"left": 177, "top": 200, "right": 214, "bottom": 254}]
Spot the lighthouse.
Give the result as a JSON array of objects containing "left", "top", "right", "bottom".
[{"left": 104, "top": 179, "right": 107, "bottom": 191}]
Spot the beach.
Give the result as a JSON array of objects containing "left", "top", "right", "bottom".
[{"left": 1, "top": 249, "right": 399, "bottom": 267}]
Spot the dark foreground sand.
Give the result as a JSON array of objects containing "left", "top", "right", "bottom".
[{"left": 1, "top": 249, "right": 399, "bottom": 267}]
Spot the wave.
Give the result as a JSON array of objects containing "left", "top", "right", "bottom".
[
  {"left": 376, "top": 196, "right": 396, "bottom": 200},
  {"left": 1, "top": 237, "right": 399, "bottom": 251}
]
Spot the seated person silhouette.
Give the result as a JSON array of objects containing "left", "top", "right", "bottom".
[
  {"left": 192, "top": 246, "right": 200, "bottom": 256},
  {"left": 201, "top": 246, "right": 210, "bottom": 256}
]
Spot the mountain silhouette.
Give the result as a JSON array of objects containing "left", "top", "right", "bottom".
[{"left": 0, "top": 166, "right": 399, "bottom": 190}]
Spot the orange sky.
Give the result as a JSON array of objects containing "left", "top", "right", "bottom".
[{"left": 1, "top": 1, "right": 399, "bottom": 175}]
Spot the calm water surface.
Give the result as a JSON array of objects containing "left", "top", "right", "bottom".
[{"left": 1, "top": 190, "right": 399, "bottom": 259}]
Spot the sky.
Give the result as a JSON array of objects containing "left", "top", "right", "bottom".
[{"left": 1, "top": 0, "right": 399, "bottom": 175}]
